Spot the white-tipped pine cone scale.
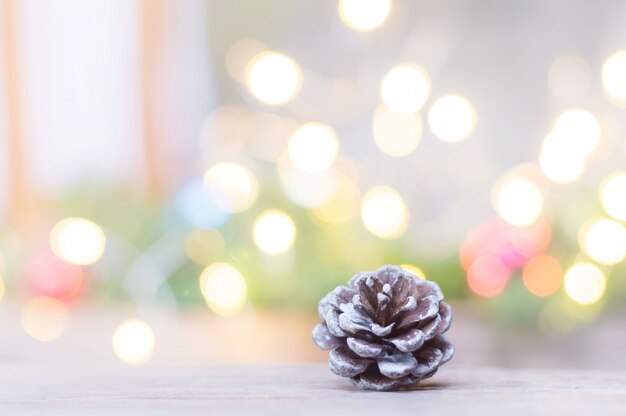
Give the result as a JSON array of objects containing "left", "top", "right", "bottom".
[{"left": 312, "top": 265, "right": 454, "bottom": 391}]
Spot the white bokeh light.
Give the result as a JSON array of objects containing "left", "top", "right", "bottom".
[
  {"left": 21, "top": 297, "right": 69, "bottom": 342},
  {"left": 253, "top": 210, "right": 297, "bottom": 254},
  {"left": 200, "top": 263, "right": 247, "bottom": 317},
  {"left": 602, "top": 50, "right": 626, "bottom": 106},
  {"left": 288, "top": 123, "right": 339, "bottom": 173},
  {"left": 580, "top": 219, "right": 626, "bottom": 265},
  {"left": 112, "top": 320, "right": 155, "bottom": 365},
  {"left": 428, "top": 95, "right": 477, "bottom": 142},
  {"left": 600, "top": 173, "right": 626, "bottom": 222},
  {"left": 494, "top": 177, "right": 543, "bottom": 227},
  {"left": 203, "top": 162, "right": 259, "bottom": 213},
  {"left": 381, "top": 64, "right": 430, "bottom": 114},
  {"left": 338, "top": 0, "right": 391, "bottom": 31},
  {"left": 246, "top": 52, "right": 302, "bottom": 105},
  {"left": 539, "top": 131, "right": 588, "bottom": 183},
  {"left": 552, "top": 109, "right": 601, "bottom": 155},
  {"left": 372, "top": 106, "right": 422, "bottom": 157},
  {"left": 50, "top": 218, "right": 106, "bottom": 265},
  {"left": 360, "top": 186, "right": 409, "bottom": 239},
  {"left": 564, "top": 263, "right": 606, "bottom": 305}
]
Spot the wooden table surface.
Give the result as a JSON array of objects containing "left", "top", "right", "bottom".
[{"left": 1, "top": 363, "right": 625, "bottom": 415}]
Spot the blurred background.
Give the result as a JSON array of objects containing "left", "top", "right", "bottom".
[{"left": 0, "top": 0, "right": 626, "bottom": 370}]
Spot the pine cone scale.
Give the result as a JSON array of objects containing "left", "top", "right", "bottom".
[
  {"left": 387, "top": 327, "right": 425, "bottom": 353},
  {"left": 346, "top": 337, "right": 384, "bottom": 358},
  {"left": 329, "top": 347, "right": 372, "bottom": 377},
  {"left": 377, "top": 352, "right": 418, "bottom": 378}
]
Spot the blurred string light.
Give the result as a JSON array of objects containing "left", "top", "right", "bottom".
[
  {"left": 203, "top": 162, "right": 259, "bottom": 213},
  {"left": 509, "top": 220, "right": 552, "bottom": 260},
  {"left": 461, "top": 219, "right": 551, "bottom": 273},
  {"left": 288, "top": 123, "right": 339, "bottom": 173},
  {"left": 278, "top": 161, "right": 339, "bottom": 208},
  {"left": 579, "top": 219, "right": 626, "bottom": 265},
  {"left": 176, "top": 179, "right": 231, "bottom": 228},
  {"left": 564, "top": 262, "right": 606, "bottom": 305},
  {"left": 253, "top": 210, "right": 296, "bottom": 254},
  {"left": 185, "top": 229, "right": 225, "bottom": 266},
  {"left": 548, "top": 55, "right": 593, "bottom": 101},
  {"left": 428, "top": 95, "right": 476, "bottom": 142},
  {"left": 360, "top": 186, "right": 409, "bottom": 239},
  {"left": 400, "top": 264, "right": 426, "bottom": 280},
  {"left": 553, "top": 109, "right": 601, "bottom": 155},
  {"left": 600, "top": 173, "right": 626, "bottom": 221},
  {"left": 245, "top": 51, "right": 302, "bottom": 105},
  {"left": 21, "top": 297, "right": 69, "bottom": 342},
  {"left": 539, "top": 131, "right": 587, "bottom": 183},
  {"left": 226, "top": 38, "right": 267, "bottom": 81},
  {"left": 338, "top": 0, "right": 391, "bottom": 31},
  {"left": 493, "top": 177, "right": 543, "bottom": 227},
  {"left": 199, "top": 262, "right": 247, "bottom": 316},
  {"left": 467, "top": 255, "right": 510, "bottom": 297},
  {"left": 602, "top": 50, "right": 626, "bottom": 106},
  {"left": 312, "top": 174, "right": 361, "bottom": 225},
  {"left": 112, "top": 320, "right": 155, "bottom": 365},
  {"left": 372, "top": 106, "right": 422, "bottom": 157},
  {"left": 381, "top": 64, "right": 430, "bottom": 114},
  {"left": 539, "top": 109, "right": 601, "bottom": 183},
  {"left": 24, "top": 250, "right": 84, "bottom": 302},
  {"left": 50, "top": 218, "right": 106, "bottom": 266},
  {"left": 522, "top": 255, "right": 562, "bottom": 297}
]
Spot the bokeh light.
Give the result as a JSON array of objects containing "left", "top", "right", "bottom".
[
  {"left": 522, "top": 255, "right": 562, "bottom": 297},
  {"left": 112, "top": 320, "right": 155, "bottom": 365},
  {"left": 539, "top": 131, "right": 587, "bottom": 183},
  {"left": 381, "top": 64, "right": 430, "bottom": 114},
  {"left": 360, "top": 186, "right": 409, "bottom": 239},
  {"left": 288, "top": 123, "right": 339, "bottom": 173},
  {"left": 467, "top": 255, "right": 510, "bottom": 297},
  {"left": 203, "top": 162, "right": 259, "bottom": 213},
  {"left": 580, "top": 219, "right": 626, "bottom": 265},
  {"left": 494, "top": 177, "right": 543, "bottom": 227},
  {"left": 600, "top": 173, "right": 626, "bottom": 221},
  {"left": 338, "top": 0, "right": 391, "bottom": 31},
  {"left": 428, "top": 95, "right": 477, "bottom": 142},
  {"left": 509, "top": 220, "right": 552, "bottom": 260},
  {"left": 372, "top": 105, "right": 422, "bottom": 157},
  {"left": 253, "top": 210, "right": 297, "bottom": 254},
  {"left": 461, "top": 219, "right": 551, "bottom": 272},
  {"left": 278, "top": 161, "right": 339, "bottom": 208},
  {"left": 312, "top": 174, "right": 361, "bottom": 225},
  {"left": 21, "top": 297, "right": 69, "bottom": 342},
  {"left": 400, "top": 264, "right": 426, "bottom": 280},
  {"left": 245, "top": 51, "right": 302, "bottom": 105},
  {"left": 226, "top": 38, "right": 267, "bottom": 81},
  {"left": 176, "top": 179, "right": 231, "bottom": 228},
  {"left": 602, "top": 50, "right": 626, "bottom": 106},
  {"left": 50, "top": 217, "right": 106, "bottom": 266},
  {"left": 185, "top": 229, "right": 225, "bottom": 266},
  {"left": 548, "top": 55, "right": 593, "bottom": 101},
  {"left": 0, "top": 275, "right": 4, "bottom": 303},
  {"left": 564, "top": 263, "right": 606, "bottom": 305},
  {"left": 23, "top": 250, "right": 85, "bottom": 302},
  {"left": 199, "top": 262, "right": 247, "bottom": 317},
  {"left": 552, "top": 109, "right": 601, "bottom": 155}
]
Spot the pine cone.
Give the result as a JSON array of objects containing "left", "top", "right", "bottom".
[{"left": 312, "top": 265, "right": 454, "bottom": 391}]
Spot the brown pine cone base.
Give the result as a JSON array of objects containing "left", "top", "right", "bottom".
[{"left": 312, "top": 265, "right": 454, "bottom": 391}]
